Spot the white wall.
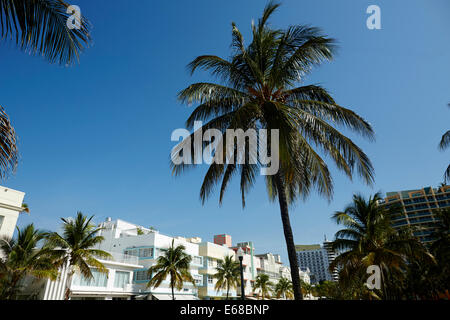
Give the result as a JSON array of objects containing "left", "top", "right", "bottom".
[{"left": 0, "top": 186, "right": 25, "bottom": 240}]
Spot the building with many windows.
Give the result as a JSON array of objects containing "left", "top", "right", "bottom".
[
  {"left": 295, "top": 242, "right": 336, "bottom": 284},
  {"left": 23, "top": 218, "right": 308, "bottom": 300},
  {"left": 95, "top": 218, "right": 202, "bottom": 300},
  {"left": 381, "top": 185, "right": 450, "bottom": 244}
]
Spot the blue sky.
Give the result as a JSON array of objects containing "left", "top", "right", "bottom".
[{"left": 1, "top": 0, "right": 449, "bottom": 261}]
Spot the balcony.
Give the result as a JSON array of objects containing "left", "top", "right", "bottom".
[{"left": 100, "top": 252, "right": 140, "bottom": 265}]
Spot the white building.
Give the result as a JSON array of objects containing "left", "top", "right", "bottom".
[
  {"left": 0, "top": 185, "right": 25, "bottom": 240},
  {"left": 23, "top": 251, "right": 144, "bottom": 300},
  {"left": 95, "top": 218, "right": 202, "bottom": 300},
  {"left": 295, "top": 242, "right": 337, "bottom": 284},
  {"left": 197, "top": 241, "right": 238, "bottom": 299},
  {"left": 24, "top": 217, "right": 305, "bottom": 300}
]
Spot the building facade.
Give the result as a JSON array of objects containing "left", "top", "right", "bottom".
[
  {"left": 24, "top": 218, "right": 306, "bottom": 300},
  {"left": 382, "top": 185, "right": 450, "bottom": 244},
  {"left": 295, "top": 243, "right": 336, "bottom": 284},
  {"left": 0, "top": 186, "right": 25, "bottom": 240}
]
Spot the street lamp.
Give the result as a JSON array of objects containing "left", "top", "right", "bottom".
[{"left": 237, "top": 247, "right": 245, "bottom": 300}]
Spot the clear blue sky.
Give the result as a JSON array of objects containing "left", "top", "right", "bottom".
[{"left": 2, "top": 0, "right": 449, "bottom": 261}]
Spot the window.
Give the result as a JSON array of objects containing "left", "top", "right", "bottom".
[
  {"left": 208, "top": 259, "right": 215, "bottom": 267},
  {"left": 114, "top": 271, "right": 130, "bottom": 288},
  {"left": 72, "top": 269, "right": 108, "bottom": 287},
  {"left": 192, "top": 256, "right": 203, "bottom": 265},
  {"left": 0, "top": 215, "right": 4, "bottom": 231},
  {"left": 207, "top": 276, "right": 213, "bottom": 285},
  {"left": 139, "top": 248, "right": 153, "bottom": 258},
  {"left": 134, "top": 269, "right": 150, "bottom": 282}
]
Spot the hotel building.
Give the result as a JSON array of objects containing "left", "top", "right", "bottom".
[
  {"left": 295, "top": 241, "right": 337, "bottom": 284},
  {"left": 381, "top": 185, "right": 450, "bottom": 244}
]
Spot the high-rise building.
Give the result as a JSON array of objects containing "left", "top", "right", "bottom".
[
  {"left": 295, "top": 241, "right": 337, "bottom": 283},
  {"left": 381, "top": 185, "right": 450, "bottom": 244}
]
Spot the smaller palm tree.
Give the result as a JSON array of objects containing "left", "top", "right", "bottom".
[
  {"left": 147, "top": 240, "right": 195, "bottom": 300},
  {"left": 274, "top": 277, "right": 293, "bottom": 300},
  {"left": 214, "top": 255, "right": 240, "bottom": 299},
  {"left": 253, "top": 274, "right": 273, "bottom": 300},
  {"left": 45, "top": 212, "right": 111, "bottom": 300},
  {"left": 0, "top": 224, "right": 58, "bottom": 299},
  {"left": 439, "top": 104, "right": 450, "bottom": 183},
  {"left": 330, "top": 193, "right": 433, "bottom": 299}
]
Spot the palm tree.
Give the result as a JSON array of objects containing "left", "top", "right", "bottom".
[
  {"left": 0, "top": 106, "right": 18, "bottom": 180},
  {"left": 330, "top": 193, "right": 432, "bottom": 300},
  {"left": 253, "top": 273, "right": 273, "bottom": 300},
  {"left": 0, "top": 224, "right": 58, "bottom": 299},
  {"left": 274, "top": 277, "right": 293, "bottom": 299},
  {"left": 146, "top": 240, "right": 195, "bottom": 300},
  {"left": 214, "top": 255, "right": 240, "bottom": 299},
  {"left": 0, "top": 0, "right": 91, "bottom": 179},
  {"left": 45, "top": 212, "right": 111, "bottom": 300},
  {"left": 172, "top": 1, "right": 374, "bottom": 300},
  {"left": 300, "top": 279, "right": 312, "bottom": 298},
  {"left": 439, "top": 104, "right": 450, "bottom": 183}
]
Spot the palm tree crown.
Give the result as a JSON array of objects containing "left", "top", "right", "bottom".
[
  {"left": 330, "top": 193, "right": 432, "bottom": 299},
  {"left": 0, "top": 0, "right": 91, "bottom": 65},
  {"left": 214, "top": 255, "right": 240, "bottom": 299},
  {"left": 0, "top": 0, "right": 92, "bottom": 180},
  {"left": 253, "top": 273, "right": 273, "bottom": 300},
  {"left": 45, "top": 212, "right": 111, "bottom": 300},
  {"left": 173, "top": 1, "right": 374, "bottom": 300},
  {"left": 0, "top": 224, "right": 58, "bottom": 299},
  {"left": 0, "top": 106, "right": 18, "bottom": 179},
  {"left": 438, "top": 104, "right": 450, "bottom": 183},
  {"left": 274, "top": 277, "right": 293, "bottom": 299},
  {"left": 147, "top": 240, "right": 195, "bottom": 300}
]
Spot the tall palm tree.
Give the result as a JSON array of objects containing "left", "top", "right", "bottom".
[
  {"left": 330, "top": 193, "right": 432, "bottom": 300},
  {"left": 274, "top": 277, "right": 293, "bottom": 299},
  {"left": 439, "top": 104, "right": 450, "bottom": 183},
  {"left": 253, "top": 273, "right": 273, "bottom": 300},
  {"left": 0, "top": 0, "right": 91, "bottom": 179},
  {"left": 172, "top": 1, "right": 374, "bottom": 300},
  {"left": 213, "top": 255, "right": 240, "bottom": 299},
  {"left": 45, "top": 212, "right": 111, "bottom": 300},
  {"left": 0, "top": 224, "right": 58, "bottom": 299},
  {"left": 146, "top": 240, "right": 195, "bottom": 300}
]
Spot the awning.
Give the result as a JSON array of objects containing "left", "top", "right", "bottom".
[{"left": 151, "top": 294, "right": 199, "bottom": 300}]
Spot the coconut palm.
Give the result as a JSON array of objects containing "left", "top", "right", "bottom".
[
  {"left": 0, "top": 0, "right": 91, "bottom": 65},
  {"left": 253, "top": 273, "right": 273, "bottom": 300},
  {"left": 0, "top": 106, "right": 18, "bottom": 180},
  {"left": 0, "top": 0, "right": 91, "bottom": 180},
  {"left": 172, "top": 1, "right": 374, "bottom": 300},
  {"left": 214, "top": 255, "right": 240, "bottom": 299},
  {"left": 274, "top": 277, "right": 293, "bottom": 299},
  {"left": 45, "top": 212, "right": 111, "bottom": 300},
  {"left": 439, "top": 104, "right": 450, "bottom": 183},
  {"left": 330, "top": 193, "right": 433, "bottom": 299},
  {"left": 146, "top": 240, "right": 195, "bottom": 300},
  {"left": 0, "top": 224, "right": 58, "bottom": 299}
]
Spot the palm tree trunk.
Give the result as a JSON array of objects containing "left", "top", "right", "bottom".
[
  {"left": 274, "top": 172, "right": 303, "bottom": 300},
  {"left": 64, "top": 270, "right": 74, "bottom": 301},
  {"left": 226, "top": 283, "right": 229, "bottom": 300},
  {"left": 171, "top": 283, "right": 175, "bottom": 300}
]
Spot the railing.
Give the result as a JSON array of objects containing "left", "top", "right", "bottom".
[{"left": 100, "top": 252, "right": 139, "bottom": 265}]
